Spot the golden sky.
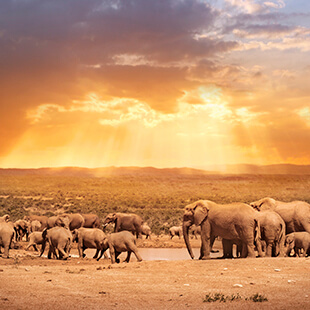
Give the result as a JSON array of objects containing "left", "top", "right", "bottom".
[{"left": 1, "top": 0, "right": 310, "bottom": 169}]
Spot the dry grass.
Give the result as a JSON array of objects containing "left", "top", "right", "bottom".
[{"left": 0, "top": 173, "right": 309, "bottom": 234}]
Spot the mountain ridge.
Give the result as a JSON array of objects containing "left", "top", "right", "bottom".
[{"left": 0, "top": 164, "right": 310, "bottom": 176}]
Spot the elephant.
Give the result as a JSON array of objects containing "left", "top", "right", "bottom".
[
  {"left": 98, "top": 231, "right": 143, "bottom": 264},
  {"left": 47, "top": 216, "right": 58, "bottom": 229},
  {"left": 14, "top": 219, "right": 30, "bottom": 241},
  {"left": 285, "top": 232, "right": 310, "bottom": 257},
  {"left": 55, "top": 213, "right": 85, "bottom": 231},
  {"left": 140, "top": 222, "right": 152, "bottom": 239},
  {"left": 24, "top": 215, "right": 48, "bottom": 231},
  {"left": 29, "top": 220, "right": 42, "bottom": 233},
  {"left": 73, "top": 227, "right": 108, "bottom": 260},
  {"left": 0, "top": 220, "right": 16, "bottom": 258},
  {"left": 81, "top": 213, "right": 101, "bottom": 228},
  {"left": 40, "top": 227, "right": 73, "bottom": 260},
  {"left": 103, "top": 213, "right": 143, "bottom": 238},
  {"left": 255, "top": 211, "right": 286, "bottom": 257},
  {"left": 250, "top": 197, "right": 310, "bottom": 234},
  {"left": 183, "top": 200, "right": 263, "bottom": 260},
  {"left": 169, "top": 226, "right": 182, "bottom": 239},
  {"left": 26, "top": 232, "right": 44, "bottom": 252}
]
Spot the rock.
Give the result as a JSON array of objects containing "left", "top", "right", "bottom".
[{"left": 233, "top": 284, "right": 243, "bottom": 288}]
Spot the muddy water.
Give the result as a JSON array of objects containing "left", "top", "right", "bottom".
[{"left": 82, "top": 247, "right": 223, "bottom": 261}]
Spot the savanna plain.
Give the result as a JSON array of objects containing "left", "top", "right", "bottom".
[{"left": 0, "top": 171, "right": 310, "bottom": 309}]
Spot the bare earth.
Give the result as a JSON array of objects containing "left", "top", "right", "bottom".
[{"left": 0, "top": 236, "right": 310, "bottom": 310}]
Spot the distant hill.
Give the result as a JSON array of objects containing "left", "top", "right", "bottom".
[
  {"left": 0, "top": 164, "right": 310, "bottom": 177},
  {"left": 0, "top": 166, "right": 213, "bottom": 177}
]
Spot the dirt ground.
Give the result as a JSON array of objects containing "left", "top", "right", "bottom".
[{"left": 0, "top": 236, "right": 310, "bottom": 309}]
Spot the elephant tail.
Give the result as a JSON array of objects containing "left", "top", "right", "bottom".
[
  {"left": 254, "top": 219, "right": 264, "bottom": 257},
  {"left": 254, "top": 219, "right": 261, "bottom": 243},
  {"left": 276, "top": 221, "right": 286, "bottom": 257}
]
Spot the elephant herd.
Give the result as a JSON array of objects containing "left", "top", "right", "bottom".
[
  {"left": 0, "top": 212, "right": 146, "bottom": 263},
  {"left": 182, "top": 197, "right": 310, "bottom": 259},
  {"left": 1, "top": 196, "right": 310, "bottom": 262}
]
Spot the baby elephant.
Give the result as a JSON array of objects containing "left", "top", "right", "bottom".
[
  {"left": 40, "top": 227, "right": 73, "bottom": 260},
  {"left": 73, "top": 227, "right": 108, "bottom": 260},
  {"left": 26, "top": 232, "right": 44, "bottom": 252},
  {"left": 285, "top": 232, "right": 310, "bottom": 257},
  {"left": 100, "top": 231, "right": 143, "bottom": 264}
]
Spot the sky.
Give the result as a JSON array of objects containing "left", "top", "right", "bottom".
[{"left": 0, "top": 0, "right": 310, "bottom": 169}]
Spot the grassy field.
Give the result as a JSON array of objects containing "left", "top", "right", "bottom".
[{"left": 0, "top": 173, "right": 310, "bottom": 235}]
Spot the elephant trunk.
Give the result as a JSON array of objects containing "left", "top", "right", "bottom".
[{"left": 183, "top": 222, "right": 195, "bottom": 259}]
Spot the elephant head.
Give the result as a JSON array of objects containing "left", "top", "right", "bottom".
[
  {"left": 55, "top": 215, "right": 70, "bottom": 229},
  {"left": 183, "top": 201, "right": 209, "bottom": 259},
  {"left": 102, "top": 213, "right": 117, "bottom": 228},
  {"left": 250, "top": 197, "right": 276, "bottom": 211}
]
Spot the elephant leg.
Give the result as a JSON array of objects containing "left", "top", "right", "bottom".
[
  {"left": 131, "top": 245, "right": 143, "bottom": 262},
  {"left": 25, "top": 243, "right": 32, "bottom": 251},
  {"left": 199, "top": 223, "right": 211, "bottom": 260},
  {"left": 3, "top": 244, "right": 10, "bottom": 258},
  {"left": 246, "top": 243, "right": 256, "bottom": 258},
  {"left": 82, "top": 245, "right": 87, "bottom": 258},
  {"left": 47, "top": 246, "right": 53, "bottom": 259},
  {"left": 58, "top": 246, "right": 69, "bottom": 260},
  {"left": 109, "top": 246, "right": 116, "bottom": 264},
  {"left": 125, "top": 251, "right": 132, "bottom": 263},
  {"left": 210, "top": 236, "right": 219, "bottom": 253},
  {"left": 115, "top": 251, "right": 121, "bottom": 263},
  {"left": 93, "top": 248, "right": 100, "bottom": 259},
  {"left": 96, "top": 248, "right": 108, "bottom": 261},
  {"left": 33, "top": 244, "right": 39, "bottom": 252},
  {"left": 221, "top": 239, "right": 233, "bottom": 258}
]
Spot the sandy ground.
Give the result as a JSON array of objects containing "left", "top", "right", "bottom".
[{"left": 0, "top": 236, "right": 310, "bottom": 309}]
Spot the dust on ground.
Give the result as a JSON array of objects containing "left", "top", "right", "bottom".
[{"left": 0, "top": 236, "right": 309, "bottom": 309}]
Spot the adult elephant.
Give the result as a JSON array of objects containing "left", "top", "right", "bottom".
[
  {"left": 256, "top": 211, "right": 286, "bottom": 257},
  {"left": 73, "top": 227, "right": 107, "bottom": 259},
  {"left": 14, "top": 219, "right": 29, "bottom": 241},
  {"left": 250, "top": 197, "right": 310, "bottom": 234},
  {"left": 55, "top": 213, "right": 85, "bottom": 231},
  {"left": 0, "top": 220, "right": 16, "bottom": 258},
  {"left": 81, "top": 213, "right": 101, "bottom": 228},
  {"left": 24, "top": 215, "right": 48, "bottom": 231},
  {"left": 103, "top": 213, "right": 143, "bottom": 238},
  {"left": 40, "top": 227, "right": 73, "bottom": 260},
  {"left": 98, "top": 231, "right": 143, "bottom": 263},
  {"left": 183, "top": 200, "right": 263, "bottom": 260}
]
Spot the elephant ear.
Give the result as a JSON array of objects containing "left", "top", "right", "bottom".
[{"left": 193, "top": 201, "right": 209, "bottom": 226}]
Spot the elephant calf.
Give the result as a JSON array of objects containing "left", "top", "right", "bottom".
[
  {"left": 40, "top": 227, "right": 73, "bottom": 260},
  {"left": 285, "top": 232, "right": 310, "bottom": 257},
  {"left": 26, "top": 232, "right": 44, "bottom": 252},
  {"left": 73, "top": 227, "right": 108, "bottom": 260},
  {"left": 100, "top": 231, "right": 143, "bottom": 264},
  {"left": 169, "top": 226, "right": 182, "bottom": 239}
]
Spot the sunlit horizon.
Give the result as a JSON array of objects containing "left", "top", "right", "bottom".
[{"left": 1, "top": 1, "right": 310, "bottom": 169}]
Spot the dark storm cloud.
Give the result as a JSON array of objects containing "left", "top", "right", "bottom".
[{"left": 0, "top": 0, "right": 240, "bottom": 155}]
